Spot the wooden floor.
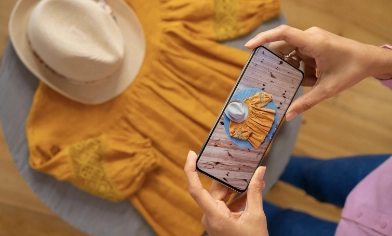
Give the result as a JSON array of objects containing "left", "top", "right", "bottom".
[{"left": 1, "top": 0, "right": 392, "bottom": 235}]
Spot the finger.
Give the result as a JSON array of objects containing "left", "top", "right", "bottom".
[
  {"left": 245, "top": 166, "right": 266, "bottom": 214},
  {"left": 201, "top": 215, "right": 209, "bottom": 230},
  {"left": 301, "top": 77, "right": 318, "bottom": 87},
  {"left": 245, "top": 25, "right": 309, "bottom": 49},
  {"left": 228, "top": 193, "right": 247, "bottom": 212},
  {"left": 293, "top": 50, "right": 316, "bottom": 68},
  {"left": 269, "top": 40, "right": 296, "bottom": 58},
  {"left": 285, "top": 56, "right": 301, "bottom": 68},
  {"left": 286, "top": 84, "right": 329, "bottom": 121},
  {"left": 301, "top": 64, "right": 318, "bottom": 87},
  {"left": 209, "top": 181, "right": 234, "bottom": 202},
  {"left": 184, "top": 150, "right": 217, "bottom": 216}
]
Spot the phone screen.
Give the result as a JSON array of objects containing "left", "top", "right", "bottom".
[{"left": 196, "top": 46, "right": 304, "bottom": 192}]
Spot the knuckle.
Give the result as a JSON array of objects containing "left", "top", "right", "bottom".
[
  {"left": 268, "top": 42, "right": 282, "bottom": 55},
  {"left": 300, "top": 98, "right": 314, "bottom": 111},
  {"left": 251, "top": 210, "right": 266, "bottom": 222},
  {"left": 254, "top": 31, "right": 266, "bottom": 42},
  {"left": 250, "top": 182, "right": 264, "bottom": 193},
  {"left": 307, "top": 26, "right": 321, "bottom": 33},
  {"left": 248, "top": 187, "right": 263, "bottom": 199},
  {"left": 252, "top": 186, "right": 264, "bottom": 194},
  {"left": 209, "top": 219, "right": 223, "bottom": 231},
  {"left": 188, "top": 186, "right": 197, "bottom": 198},
  {"left": 307, "top": 27, "right": 328, "bottom": 43},
  {"left": 319, "top": 84, "right": 337, "bottom": 98},
  {"left": 308, "top": 26, "right": 319, "bottom": 32},
  {"left": 268, "top": 41, "right": 279, "bottom": 50},
  {"left": 277, "top": 24, "right": 289, "bottom": 32},
  {"left": 201, "top": 215, "right": 208, "bottom": 228},
  {"left": 277, "top": 25, "right": 292, "bottom": 42}
]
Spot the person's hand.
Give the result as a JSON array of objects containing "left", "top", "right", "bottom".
[
  {"left": 245, "top": 25, "right": 392, "bottom": 121},
  {"left": 184, "top": 151, "right": 268, "bottom": 236}
]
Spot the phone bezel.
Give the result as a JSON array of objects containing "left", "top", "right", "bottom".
[{"left": 196, "top": 45, "right": 305, "bottom": 193}]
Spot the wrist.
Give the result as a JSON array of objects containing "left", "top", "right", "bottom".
[{"left": 366, "top": 44, "right": 392, "bottom": 80}]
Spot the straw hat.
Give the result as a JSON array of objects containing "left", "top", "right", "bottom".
[
  {"left": 9, "top": 0, "right": 145, "bottom": 104},
  {"left": 224, "top": 100, "right": 248, "bottom": 123}
]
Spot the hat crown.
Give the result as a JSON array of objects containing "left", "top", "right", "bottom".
[
  {"left": 225, "top": 100, "right": 248, "bottom": 123},
  {"left": 227, "top": 102, "right": 245, "bottom": 119},
  {"left": 27, "top": 0, "right": 124, "bottom": 83}
]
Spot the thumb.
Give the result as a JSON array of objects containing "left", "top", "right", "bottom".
[
  {"left": 286, "top": 85, "right": 328, "bottom": 121},
  {"left": 246, "top": 166, "right": 266, "bottom": 214}
]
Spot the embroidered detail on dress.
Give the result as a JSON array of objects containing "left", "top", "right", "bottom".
[
  {"left": 68, "top": 136, "right": 122, "bottom": 202},
  {"left": 213, "top": 0, "right": 238, "bottom": 41}
]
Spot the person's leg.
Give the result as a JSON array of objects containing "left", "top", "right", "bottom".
[
  {"left": 280, "top": 154, "right": 391, "bottom": 207},
  {"left": 264, "top": 201, "right": 337, "bottom": 236}
]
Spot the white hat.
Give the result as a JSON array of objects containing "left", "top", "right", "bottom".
[
  {"left": 225, "top": 100, "right": 248, "bottom": 123},
  {"left": 9, "top": 0, "right": 145, "bottom": 104}
]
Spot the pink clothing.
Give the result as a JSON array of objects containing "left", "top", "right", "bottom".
[
  {"left": 335, "top": 157, "right": 392, "bottom": 235},
  {"left": 335, "top": 45, "right": 392, "bottom": 236}
]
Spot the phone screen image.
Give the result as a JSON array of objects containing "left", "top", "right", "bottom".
[{"left": 196, "top": 46, "right": 304, "bottom": 192}]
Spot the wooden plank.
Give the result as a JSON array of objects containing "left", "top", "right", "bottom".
[{"left": 293, "top": 78, "right": 392, "bottom": 158}]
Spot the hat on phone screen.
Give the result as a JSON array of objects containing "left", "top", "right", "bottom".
[
  {"left": 224, "top": 100, "right": 249, "bottom": 123},
  {"left": 9, "top": 0, "right": 145, "bottom": 104}
]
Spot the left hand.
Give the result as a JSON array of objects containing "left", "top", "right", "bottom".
[
  {"left": 184, "top": 151, "right": 269, "bottom": 236},
  {"left": 244, "top": 25, "right": 392, "bottom": 121}
]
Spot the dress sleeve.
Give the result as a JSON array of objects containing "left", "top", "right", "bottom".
[{"left": 161, "top": 0, "right": 280, "bottom": 41}]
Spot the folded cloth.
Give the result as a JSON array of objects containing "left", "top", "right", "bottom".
[{"left": 230, "top": 92, "right": 276, "bottom": 148}]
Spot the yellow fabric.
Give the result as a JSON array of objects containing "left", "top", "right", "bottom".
[
  {"left": 230, "top": 92, "right": 276, "bottom": 148},
  {"left": 26, "top": 0, "right": 280, "bottom": 235}
]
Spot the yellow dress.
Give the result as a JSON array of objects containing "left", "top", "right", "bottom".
[
  {"left": 229, "top": 92, "right": 276, "bottom": 148},
  {"left": 26, "top": 0, "right": 280, "bottom": 235}
]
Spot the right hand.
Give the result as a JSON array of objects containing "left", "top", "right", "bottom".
[
  {"left": 245, "top": 25, "right": 392, "bottom": 120},
  {"left": 184, "top": 151, "right": 268, "bottom": 236}
]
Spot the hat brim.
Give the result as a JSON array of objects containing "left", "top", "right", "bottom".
[{"left": 9, "top": 0, "right": 145, "bottom": 104}]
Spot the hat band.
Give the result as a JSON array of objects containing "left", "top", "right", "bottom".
[
  {"left": 95, "top": 0, "right": 117, "bottom": 22},
  {"left": 27, "top": 37, "right": 112, "bottom": 86}
]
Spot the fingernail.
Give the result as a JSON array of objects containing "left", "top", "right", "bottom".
[
  {"left": 258, "top": 166, "right": 266, "bottom": 180},
  {"left": 245, "top": 38, "right": 255, "bottom": 47},
  {"left": 286, "top": 111, "right": 298, "bottom": 121}
]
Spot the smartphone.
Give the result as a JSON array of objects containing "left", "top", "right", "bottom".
[{"left": 196, "top": 46, "right": 304, "bottom": 192}]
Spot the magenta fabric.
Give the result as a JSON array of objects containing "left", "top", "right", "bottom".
[{"left": 335, "top": 44, "right": 392, "bottom": 236}]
